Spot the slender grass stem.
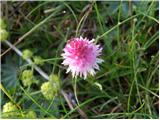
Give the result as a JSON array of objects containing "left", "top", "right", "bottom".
[
  {"left": 73, "top": 78, "right": 80, "bottom": 106},
  {"left": 138, "top": 84, "right": 159, "bottom": 98},
  {"left": 91, "top": 112, "right": 154, "bottom": 119},
  {"left": 0, "top": 83, "right": 15, "bottom": 103},
  {"left": 42, "top": 57, "right": 63, "bottom": 62},
  {"left": 76, "top": 14, "right": 87, "bottom": 37},
  {"left": 94, "top": 3, "right": 104, "bottom": 33},
  {"left": 26, "top": 1, "right": 51, "bottom": 17},
  {"left": 97, "top": 14, "right": 141, "bottom": 40},
  {"left": 62, "top": 2, "right": 78, "bottom": 24}
]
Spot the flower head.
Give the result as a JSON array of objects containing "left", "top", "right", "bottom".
[
  {"left": 0, "top": 18, "right": 9, "bottom": 42},
  {"left": 0, "top": 29, "right": 9, "bottom": 41},
  {"left": 61, "top": 36, "right": 103, "bottom": 79},
  {"left": 41, "top": 81, "right": 57, "bottom": 100},
  {"left": 21, "top": 70, "right": 34, "bottom": 87},
  {"left": 22, "top": 49, "right": 33, "bottom": 59},
  {"left": 33, "top": 56, "right": 44, "bottom": 66},
  {"left": 2, "top": 102, "right": 19, "bottom": 118},
  {"left": 25, "top": 111, "right": 37, "bottom": 118},
  {"left": 49, "top": 74, "right": 60, "bottom": 89}
]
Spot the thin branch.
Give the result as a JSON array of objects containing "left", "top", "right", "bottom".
[
  {"left": 60, "top": 90, "right": 74, "bottom": 110},
  {"left": 5, "top": 40, "right": 49, "bottom": 80}
]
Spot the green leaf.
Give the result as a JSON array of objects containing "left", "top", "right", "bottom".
[{"left": 1, "top": 54, "right": 23, "bottom": 93}]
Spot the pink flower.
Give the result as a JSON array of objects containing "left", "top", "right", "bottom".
[{"left": 61, "top": 36, "right": 103, "bottom": 79}]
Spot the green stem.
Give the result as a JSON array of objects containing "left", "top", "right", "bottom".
[
  {"left": 97, "top": 14, "right": 141, "bottom": 40},
  {"left": 74, "top": 78, "right": 80, "bottom": 106},
  {"left": 20, "top": 86, "right": 56, "bottom": 118}
]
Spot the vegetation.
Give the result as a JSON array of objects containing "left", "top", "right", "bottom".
[{"left": 1, "top": 1, "right": 159, "bottom": 119}]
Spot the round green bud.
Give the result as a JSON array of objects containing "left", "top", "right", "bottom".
[
  {"left": 0, "top": 29, "right": 9, "bottom": 41},
  {"left": 25, "top": 111, "right": 37, "bottom": 118},
  {"left": 22, "top": 49, "right": 33, "bottom": 59},
  {"left": 33, "top": 56, "right": 44, "bottom": 66},
  {"left": 0, "top": 18, "right": 7, "bottom": 29},
  {"left": 21, "top": 70, "right": 34, "bottom": 86},
  {"left": 41, "top": 81, "right": 57, "bottom": 100},
  {"left": 2, "top": 102, "right": 19, "bottom": 118},
  {"left": 49, "top": 74, "right": 60, "bottom": 89}
]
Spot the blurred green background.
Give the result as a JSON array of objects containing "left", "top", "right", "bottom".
[{"left": 1, "top": 1, "right": 159, "bottom": 119}]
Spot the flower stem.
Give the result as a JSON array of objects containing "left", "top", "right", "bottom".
[{"left": 74, "top": 78, "right": 80, "bottom": 106}]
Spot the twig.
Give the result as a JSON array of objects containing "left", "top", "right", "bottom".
[
  {"left": 60, "top": 90, "right": 74, "bottom": 110},
  {"left": 5, "top": 40, "right": 49, "bottom": 80},
  {"left": 61, "top": 90, "right": 88, "bottom": 119},
  {"left": 111, "top": 103, "right": 122, "bottom": 113}
]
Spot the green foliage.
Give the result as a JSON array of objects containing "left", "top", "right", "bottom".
[
  {"left": 0, "top": 18, "right": 7, "bottom": 29},
  {"left": 0, "top": 29, "right": 9, "bottom": 41},
  {"left": 1, "top": 54, "right": 22, "bottom": 93},
  {"left": 1, "top": 1, "right": 158, "bottom": 119}
]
